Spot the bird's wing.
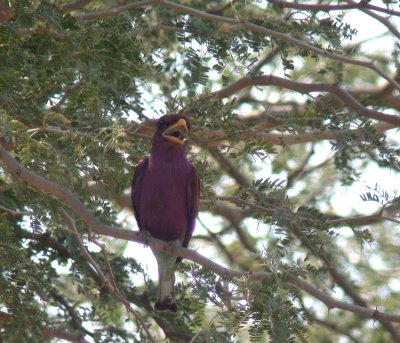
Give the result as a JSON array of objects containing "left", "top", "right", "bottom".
[
  {"left": 177, "top": 165, "right": 200, "bottom": 262},
  {"left": 131, "top": 157, "right": 149, "bottom": 231}
]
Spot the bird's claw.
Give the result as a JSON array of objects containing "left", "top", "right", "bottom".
[
  {"left": 140, "top": 230, "right": 152, "bottom": 247},
  {"left": 165, "top": 239, "right": 180, "bottom": 256}
]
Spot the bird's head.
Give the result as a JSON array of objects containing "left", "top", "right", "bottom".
[{"left": 153, "top": 114, "right": 192, "bottom": 147}]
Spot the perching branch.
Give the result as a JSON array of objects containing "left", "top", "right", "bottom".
[{"left": 1, "top": 143, "right": 400, "bottom": 324}]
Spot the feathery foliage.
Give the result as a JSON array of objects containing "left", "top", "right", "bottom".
[{"left": 0, "top": 0, "right": 399, "bottom": 342}]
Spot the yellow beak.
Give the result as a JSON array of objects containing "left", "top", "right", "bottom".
[{"left": 162, "top": 119, "right": 189, "bottom": 144}]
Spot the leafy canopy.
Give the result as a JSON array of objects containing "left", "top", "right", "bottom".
[{"left": 0, "top": 0, "right": 399, "bottom": 342}]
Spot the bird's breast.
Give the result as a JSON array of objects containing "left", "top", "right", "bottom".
[{"left": 139, "top": 159, "right": 191, "bottom": 241}]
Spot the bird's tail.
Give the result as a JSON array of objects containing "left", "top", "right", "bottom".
[
  {"left": 152, "top": 249, "right": 178, "bottom": 312},
  {"left": 155, "top": 269, "right": 177, "bottom": 312}
]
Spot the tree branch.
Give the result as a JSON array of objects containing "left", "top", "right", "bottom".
[
  {"left": 208, "top": 74, "right": 400, "bottom": 125},
  {"left": 286, "top": 144, "right": 315, "bottom": 188},
  {"left": 1, "top": 144, "right": 400, "bottom": 324}
]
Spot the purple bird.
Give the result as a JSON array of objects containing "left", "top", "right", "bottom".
[{"left": 131, "top": 114, "right": 200, "bottom": 312}]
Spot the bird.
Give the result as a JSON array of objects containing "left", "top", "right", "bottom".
[{"left": 131, "top": 114, "right": 200, "bottom": 312}]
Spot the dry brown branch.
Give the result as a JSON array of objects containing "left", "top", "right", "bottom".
[
  {"left": 310, "top": 316, "right": 360, "bottom": 343},
  {"left": 83, "top": 174, "right": 400, "bottom": 233},
  {"left": 328, "top": 214, "right": 387, "bottom": 227},
  {"left": 1, "top": 144, "right": 400, "bottom": 324},
  {"left": 14, "top": 227, "right": 106, "bottom": 289},
  {"left": 286, "top": 145, "right": 315, "bottom": 188},
  {"left": 0, "top": 1, "right": 12, "bottom": 23},
  {"left": 191, "top": 120, "right": 396, "bottom": 147},
  {"left": 198, "top": 219, "right": 247, "bottom": 269},
  {"left": 46, "top": 82, "right": 84, "bottom": 111}
]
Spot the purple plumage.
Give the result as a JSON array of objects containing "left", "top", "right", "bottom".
[{"left": 131, "top": 114, "right": 200, "bottom": 312}]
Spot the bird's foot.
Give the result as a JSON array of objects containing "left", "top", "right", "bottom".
[
  {"left": 154, "top": 298, "right": 177, "bottom": 313},
  {"left": 164, "top": 239, "right": 180, "bottom": 255},
  {"left": 139, "top": 230, "right": 152, "bottom": 247}
]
